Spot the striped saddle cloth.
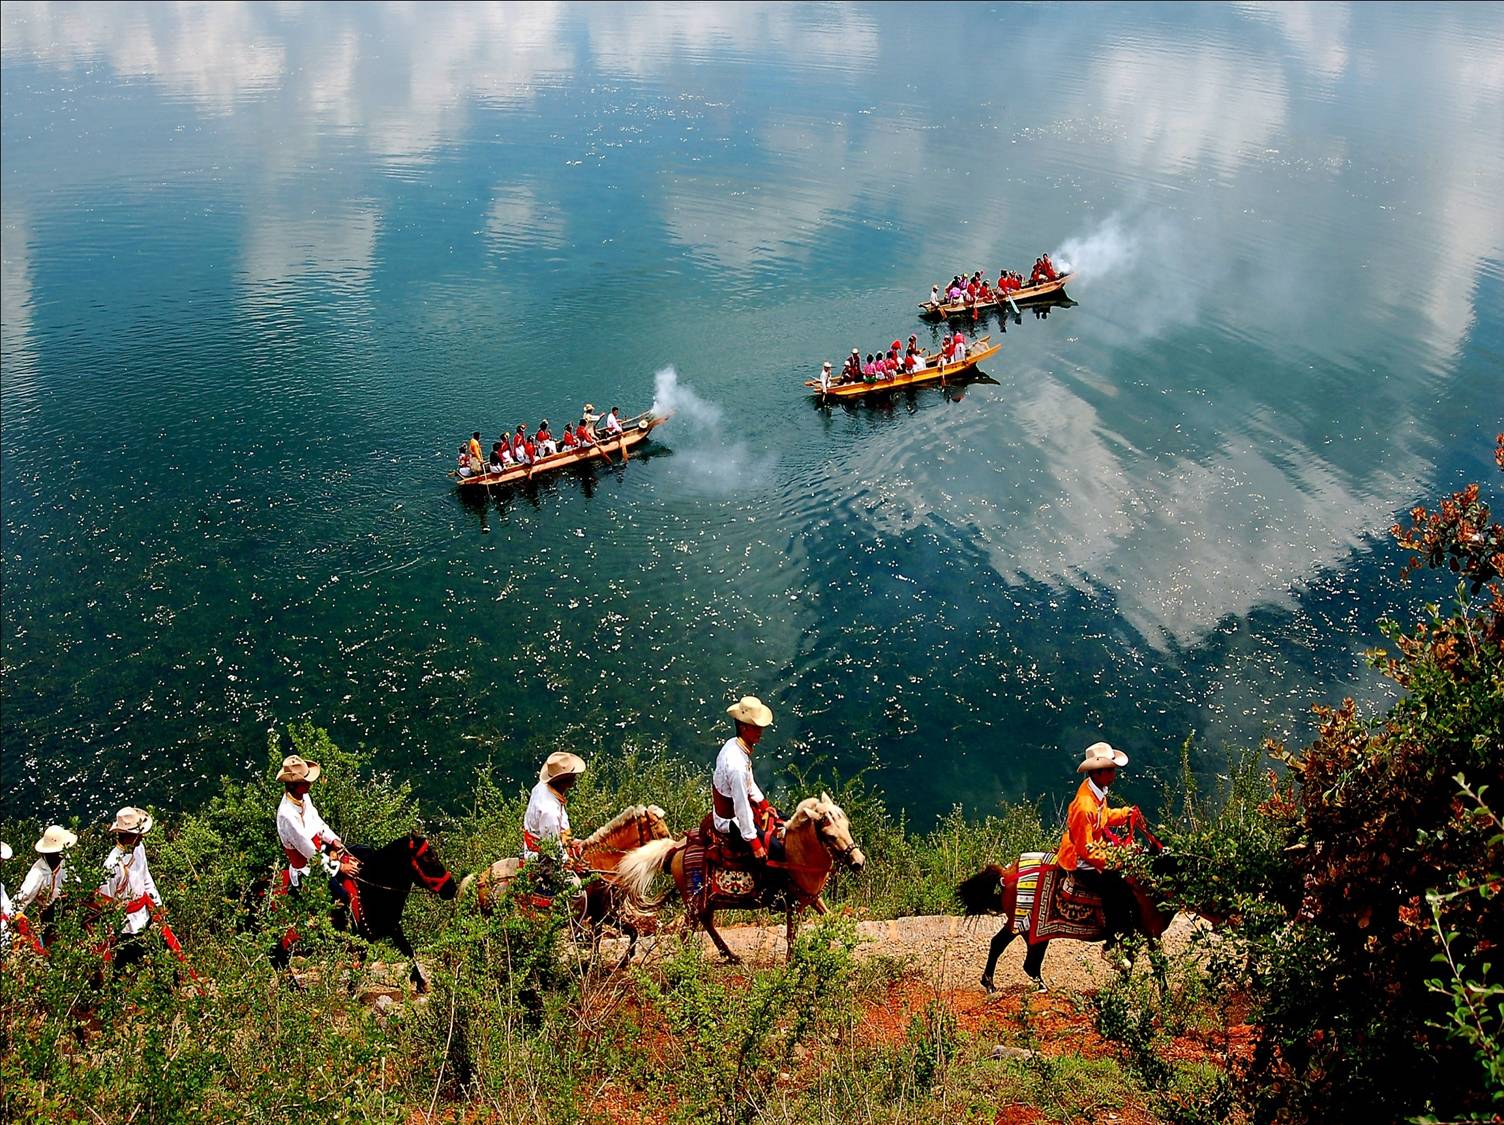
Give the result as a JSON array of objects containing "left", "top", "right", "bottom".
[{"left": 1012, "top": 852, "right": 1108, "bottom": 943}]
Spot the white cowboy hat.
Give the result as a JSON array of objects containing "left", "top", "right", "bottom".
[
  {"left": 822, "top": 361, "right": 832, "bottom": 370},
  {"left": 108, "top": 807, "right": 154, "bottom": 835},
  {"left": 276, "top": 754, "right": 322, "bottom": 783},
  {"left": 1076, "top": 741, "right": 1128, "bottom": 773},
  {"left": 35, "top": 825, "right": 77, "bottom": 854},
  {"left": 727, "top": 696, "right": 774, "bottom": 728},
  {"left": 0, "top": 841, "right": 11, "bottom": 861},
  {"left": 539, "top": 751, "right": 587, "bottom": 784}
]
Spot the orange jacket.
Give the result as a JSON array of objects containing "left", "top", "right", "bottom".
[{"left": 1056, "top": 779, "right": 1133, "bottom": 871}]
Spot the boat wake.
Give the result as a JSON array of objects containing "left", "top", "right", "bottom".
[{"left": 652, "top": 367, "right": 775, "bottom": 494}]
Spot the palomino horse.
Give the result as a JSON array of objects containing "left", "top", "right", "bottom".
[
  {"left": 459, "top": 805, "right": 672, "bottom": 968},
  {"left": 955, "top": 829, "right": 1210, "bottom": 993},
  {"left": 616, "top": 793, "right": 866, "bottom": 964},
  {"left": 337, "top": 832, "right": 459, "bottom": 993}
]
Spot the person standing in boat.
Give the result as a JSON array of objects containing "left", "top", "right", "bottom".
[
  {"left": 930, "top": 283, "right": 942, "bottom": 309},
  {"left": 604, "top": 407, "right": 624, "bottom": 438},
  {"left": 11, "top": 825, "right": 78, "bottom": 951},
  {"left": 710, "top": 696, "right": 784, "bottom": 871},
  {"left": 818, "top": 361, "right": 832, "bottom": 395}
]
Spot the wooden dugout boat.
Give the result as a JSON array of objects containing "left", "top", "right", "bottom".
[
  {"left": 806, "top": 336, "right": 1001, "bottom": 399},
  {"left": 453, "top": 410, "right": 667, "bottom": 488},
  {"left": 919, "top": 272, "right": 1075, "bottom": 319}
]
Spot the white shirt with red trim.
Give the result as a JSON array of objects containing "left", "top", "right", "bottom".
[
  {"left": 99, "top": 843, "right": 162, "bottom": 934},
  {"left": 278, "top": 792, "right": 341, "bottom": 887},
  {"left": 14, "top": 857, "right": 69, "bottom": 914},
  {"left": 712, "top": 738, "right": 764, "bottom": 843},
  {"left": 522, "top": 779, "right": 571, "bottom": 861}
]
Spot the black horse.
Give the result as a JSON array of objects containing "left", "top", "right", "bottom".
[
  {"left": 311, "top": 832, "right": 458, "bottom": 993},
  {"left": 956, "top": 836, "right": 1212, "bottom": 993}
]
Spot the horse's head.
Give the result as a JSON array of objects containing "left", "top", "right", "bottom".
[
  {"left": 789, "top": 792, "right": 866, "bottom": 872},
  {"left": 406, "top": 833, "right": 458, "bottom": 900}
]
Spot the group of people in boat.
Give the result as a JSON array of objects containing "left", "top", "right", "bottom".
[
  {"left": 930, "top": 255, "right": 1060, "bottom": 309},
  {"left": 822, "top": 331, "right": 972, "bottom": 390},
  {"left": 456, "top": 403, "right": 625, "bottom": 478}
]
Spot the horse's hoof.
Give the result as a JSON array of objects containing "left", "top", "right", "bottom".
[
  {"left": 980, "top": 976, "right": 995, "bottom": 994},
  {"left": 1028, "top": 975, "right": 1049, "bottom": 994},
  {"left": 722, "top": 953, "right": 743, "bottom": 966}
]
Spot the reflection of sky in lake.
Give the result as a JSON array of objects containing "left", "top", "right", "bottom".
[{"left": 2, "top": 2, "right": 1500, "bottom": 821}]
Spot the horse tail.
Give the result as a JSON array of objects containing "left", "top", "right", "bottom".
[
  {"left": 956, "top": 864, "right": 1011, "bottom": 917},
  {"left": 615, "top": 837, "right": 684, "bottom": 905}
]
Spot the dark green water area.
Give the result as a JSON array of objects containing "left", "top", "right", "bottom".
[{"left": 3, "top": 3, "right": 1500, "bottom": 824}]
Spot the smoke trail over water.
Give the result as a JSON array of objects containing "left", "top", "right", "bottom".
[
  {"left": 652, "top": 367, "right": 775, "bottom": 493},
  {"left": 1054, "top": 212, "right": 1201, "bottom": 340}
]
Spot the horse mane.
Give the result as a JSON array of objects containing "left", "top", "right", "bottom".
[{"left": 583, "top": 804, "right": 659, "bottom": 846}]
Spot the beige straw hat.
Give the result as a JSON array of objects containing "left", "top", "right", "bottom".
[
  {"left": 276, "top": 755, "right": 322, "bottom": 783},
  {"left": 1, "top": 841, "right": 11, "bottom": 861},
  {"left": 539, "top": 751, "right": 587, "bottom": 784},
  {"left": 726, "top": 696, "right": 774, "bottom": 728},
  {"left": 35, "top": 825, "right": 78, "bottom": 854},
  {"left": 1076, "top": 741, "right": 1128, "bottom": 773},
  {"left": 108, "top": 807, "right": 154, "bottom": 835}
]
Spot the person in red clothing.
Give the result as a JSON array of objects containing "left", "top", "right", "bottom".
[
  {"left": 1040, "top": 253, "right": 1057, "bottom": 281},
  {"left": 560, "top": 423, "right": 578, "bottom": 450},
  {"left": 1056, "top": 741, "right": 1143, "bottom": 963}
]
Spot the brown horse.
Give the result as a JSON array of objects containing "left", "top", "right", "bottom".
[
  {"left": 956, "top": 840, "right": 1209, "bottom": 993},
  {"left": 615, "top": 793, "right": 865, "bottom": 964},
  {"left": 459, "top": 804, "right": 672, "bottom": 967}
]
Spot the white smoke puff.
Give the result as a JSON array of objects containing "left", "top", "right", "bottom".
[
  {"left": 652, "top": 366, "right": 775, "bottom": 493},
  {"left": 1053, "top": 212, "right": 1202, "bottom": 342}
]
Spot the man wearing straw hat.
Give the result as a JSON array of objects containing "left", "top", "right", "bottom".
[
  {"left": 523, "top": 751, "right": 587, "bottom": 863},
  {"left": 710, "top": 695, "right": 784, "bottom": 868},
  {"left": 1056, "top": 741, "right": 1144, "bottom": 962},
  {"left": 271, "top": 753, "right": 359, "bottom": 971},
  {"left": 97, "top": 806, "right": 165, "bottom": 972},
  {"left": 9, "top": 825, "right": 79, "bottom": 952}
]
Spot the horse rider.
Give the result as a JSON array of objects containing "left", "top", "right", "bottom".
[
  {"left": 709, "top": 696, "right": 784, "bottom": 870},
  {"left": 96, "top": 806, "right": 167, "bottom": 972},
  {"left": 271, "top": 754, "right": 361, "bottom": 971},
  {"left": 1057, "top": 741, "right": 1143, "bottom": 964},
  {"left": 8, "top": 825, "right": 78, "bottom": 953},
  {"left": 523, "top": 751, "right": 587, "bottom": 863}
]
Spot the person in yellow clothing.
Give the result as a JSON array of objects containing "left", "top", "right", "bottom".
[{"left": 1057, "top": 741, "right": 1143, "bottom": 961}]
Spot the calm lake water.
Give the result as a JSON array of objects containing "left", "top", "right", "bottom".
[{"left": 2, "top": 2, "right": 1500, "bottom": 825}]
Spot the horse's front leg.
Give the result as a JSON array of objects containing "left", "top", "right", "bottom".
[
  {"left": 701, "top": 905, "right": 741, "bottom": 965},
  {"left": 981, "top": 923, "right": 1015, "bottom": 993},
  {"left": 784, "top": 902, "right": 803, "bottom": 963},
  {"left": 1022, "top": 939, "right": 1049, "bottom": 991},
  {"left": 811, "top": 896, "right": 829, "bottom": 916},
  {"left": 390, "top": 925, "right": 427, "bottom": 994}
]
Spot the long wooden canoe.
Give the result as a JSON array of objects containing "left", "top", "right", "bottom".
[
  {"left": 453, "top": 410, "right": 667, "bottom": 488},
  {"left": 919, "top": 272, "right": 1074, "bottom": 319},
  {"left": 805, "top": 337, "right": 1001, "bottom": 399}
]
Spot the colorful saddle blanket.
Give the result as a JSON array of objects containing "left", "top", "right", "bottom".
[
  {"left": 684, "top": 825, "right": 766, "bottom": 909},
  {"left": 1012, "top": 851, "right": 1108, "bottom": 943}
]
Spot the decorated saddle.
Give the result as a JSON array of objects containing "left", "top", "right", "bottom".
[
  {"left": 1011, "top": 851, "right": 1111, "bottom": 943},
  {"left": 686, "top": 815, "right": 778, "bottom": 907}
]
